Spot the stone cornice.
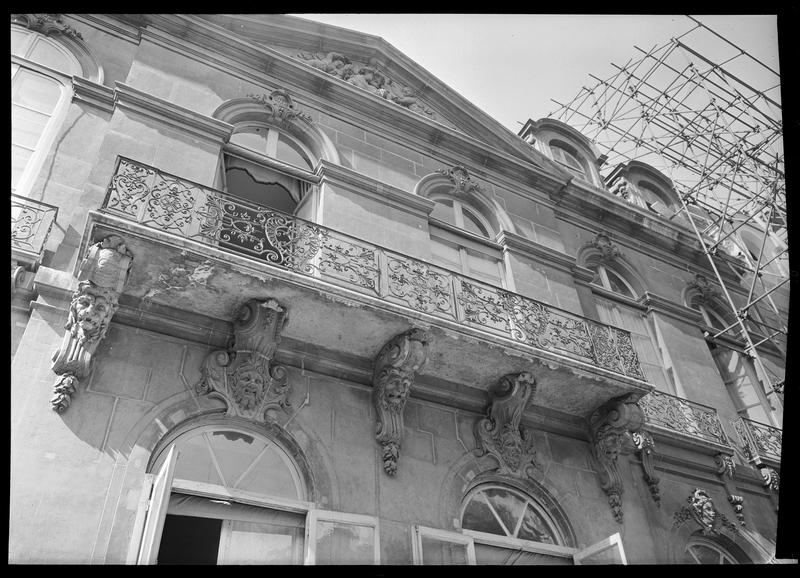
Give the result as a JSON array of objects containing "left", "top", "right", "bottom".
[
  {"left": 113, "top": 82, "right": 234, "bottom": 145},
  {"left": 67, "top": 13, "right": 142, "bottom": 43},
  {"left": 637, "top": 292, "right": 704, "bottom": 325},
  {"left": 316, "top": 159, "right": 436, "bottom": 218},
  {"left": 129, "top": 15, "right": 568, "bottom": 201},
  {"left": 497, "top": 230, "right": 576, "bottom": 275},
  {"left": 71, "top": 76, "right": 115, "bottom": 113}
]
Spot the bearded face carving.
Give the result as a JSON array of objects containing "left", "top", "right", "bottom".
[
  {"left": 67, "top": 285, "right": 116, "bottom": 345},
  {"left": 230, "top": 361, "right": 266, "bottom": 411}
]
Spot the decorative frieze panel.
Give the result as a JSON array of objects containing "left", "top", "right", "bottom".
[
  {"left": 372, "top": 329, "right": 429, "bottom": 476},
  {"left": 637, "top": 389, "right": 729, "bottom": 447},
  {"left": 732, "top": 416, "right": 782, "bottom": 467},
  {"left": 474, "top": 372, "right": 539, "bottom": 478},
  {"left": 673, "top": 488, "right": 738, "bottom": 536},
  {"left": 588, "top": 394, "right": 645, "bottom": 523},
  {"left": 51, "top": 235, "right": 134, "bottom": 412},
  {"left": 196, "top": 299, "right": 291, "bottom": 423},
  {"left": 294, "top": 51, "right": 439, "bottom": 121},
  {"left": 101, "top": 157, "right": 646, "bottom": 383}
]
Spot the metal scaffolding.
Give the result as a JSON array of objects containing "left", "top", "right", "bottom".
[{"left": 547, "top": 16, "right": 787, "bottom": 403}]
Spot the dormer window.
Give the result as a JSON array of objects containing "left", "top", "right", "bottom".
[{"left": 550, "top": 141, "right": 588, "bottom": 180}]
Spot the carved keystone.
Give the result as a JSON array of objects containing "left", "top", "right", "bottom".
[
  {"left": 474, "top": 372, "right": 538, "bottom": 478},
  {"left": 372, "top": 329, "right": 429, "bottom": 476},
  {"left": 588, "top": 394, "right": 645, "bottom": 523},
  {"left": 673, "top": 488, "right": 738, "bottom": 535},
  {"left": 196, "top": 299, "right": 292, "bottom": 423},
  {"left": 51, "top": 234, "right": 133, "bottom": 412}
]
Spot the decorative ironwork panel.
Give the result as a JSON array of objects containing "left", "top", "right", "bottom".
[
  {"left": 385, "top": 255, "right": 456, "bottom": 319},
  {"left": 457, "top": 279, "right": 512, "bottom": 335},
  {"left": 732, "top": 417, "right": 782, "bottom": 465},
  {"left": 540, "top": 309, "right": 595, "bottom": 360},
  {"left": 587, "top": 322, "right": 623, "bottom": 373},
  {"left": 610, "top": 327, "right": 646, "bottom": 380},
  {"left": 317, "top": 235, "right": 380, "bottom": 294},
  {"left": 11, "top": 194, "right": 58, "bottom": 258},
  {"left": 638, "top": 390, "right": 729, "bottom": 446}
]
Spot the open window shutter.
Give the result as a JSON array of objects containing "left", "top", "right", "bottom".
[
  {"left": 573, "top": 532, "right": 627, "bottom": 565},
  {"left": 137, "top": 446, "right": 178, "bottom": 564}
]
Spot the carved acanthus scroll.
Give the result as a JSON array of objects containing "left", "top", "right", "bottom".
[
  {"left": 588, "top": 394, "right": 645, "bottom": 523},
  {"left": 51, "top": 234, "right": 134, "bottom": 412},
  {"left": 372, "top": 329, "right": 429, "bottom": 476},
  {"left": 474, "top": 372, "right": 539, "bottom": 478},
  {"left": 196, "top": 299, "right": 292, "bottom": 423},
  {"left": 632, "top": 430, "right": 660, "bottom": 507}
]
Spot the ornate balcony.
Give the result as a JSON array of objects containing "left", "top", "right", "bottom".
[
  {"left": 732, "top": 416, "right": 782, "bottom": 468},
  {"left": 83, "top": 157, "right": 652, "bottom": 418},
  {"left": 11, "top": 194, "right": 58, "bottom": 267},
  {"left": 638, "top": 390, "right": 731, "bottom": 452}
]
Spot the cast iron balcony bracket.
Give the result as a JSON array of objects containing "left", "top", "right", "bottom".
[
  {"left": 732, "top": 416, "right": 782, "bottom": 468},
  {"left": 11, "top": 193, "right": 59, "bottom": 267},
  {"left": 99, "top": 156, "right": 647, "bottom": 382},
  {"left": 638, "top": 389, "right": 732, "bottom": 451}
]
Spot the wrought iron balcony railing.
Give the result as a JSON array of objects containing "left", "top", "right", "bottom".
[
  {"left": 732, "top": 416, "right": 782, "bottom": 467},
  {"left": 11, "top": 193, "right": 58, "bottom": 264},
  {"left": 638, "top": 389, "right": 730, "bottom": 447},
  {"left": 101, "top": 156, "right": 646, "bottom": 381}
]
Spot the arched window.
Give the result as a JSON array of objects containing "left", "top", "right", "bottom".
[
  {"left": 11, "top": 24, "right": 82, "bottom": 196},
  {"left": 683, "top": 535, "right": 750, "bottom": 564},
  {"left": 589, "top": 263, "right": 636, "bottom": 299},
  {"left": 222, "top": 124, "right": 317, "bottom": 214},
  {"left": 429, "top": 194, "right": 493, "bottom": 239},
  {"left": 459, "top": 484, "right": 572, "bottom": 565},
  {"left": 550, "top": 141, "right": 589, "bottom": 180}
]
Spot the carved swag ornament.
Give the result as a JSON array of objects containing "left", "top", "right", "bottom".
[
  {"left": 372, "top": 329, "right": 429, "bottom": 476},
  {"left": 474, "top": 372, "right": 539, "bottom": 478},
  {"left": 295, "top": 51, "right": 437, "bottom": 119},
  {"left": 589, "top": 393, "right": 645, "bottom": 523},
  {"left": 51, "top": 235, "right": 134, "bottom": 412},
  {"left": 196, "top": 299, "right": 292, "bottom": 423},
  {"left": 673, "top": 488, "right": 738, "bottom": 535}
]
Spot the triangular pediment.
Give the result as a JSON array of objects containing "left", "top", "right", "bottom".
[{"left": 194, "top": 14, "right": 546, "bottom": 165}]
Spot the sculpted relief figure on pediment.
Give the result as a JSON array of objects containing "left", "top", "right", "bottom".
[{"left": 295, "top": 51, "right": 439, "bottom": 120}]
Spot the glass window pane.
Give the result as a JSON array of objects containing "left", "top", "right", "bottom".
[
  {"left": 516, "top": 504, "right": 556, "bottom": 544},
  {"left": 462, "top": 492, "right": 507, "bottom": 536},
  {"left": 12, "top": 104, "right": 51, "bottom": 148},
  {"left": 173, "top": 434, "right": 224, "bottom": 486},
  {"left": 430, "top": 238, "right": 462, "bottom": 270},
  {"left": 315, "top": 520, "right": 375, "bottom": 565},
  {"left": 11, "top": 28, "right": 30, "bottom": 56},
  {"left": 462, "top": 209, "right": 490, "bottom": 238},
  {"left": 420, "top": 536, "right": 469, "bottom": 565},
  {"left": 219, "top": 520, "right": 304, "bottom": 565},
  {"left": 206, "top": 431, "right": 266, "bottom": 489},
  {"left": 12, "top": 69, "right": 62, "bottom": 113},
  {"left": 28, "top": 38, "right": 75, "bottom": 74},
  {"left": 276, "top": 135, "right": 313, "bottom": 170},
  {"left": 466, "top": 250, "right": 502, "bottom": 284},
  {"left": 605, "top": 269, "right": 634, "bottom": 298},
  {"left": 11, "top": 145, "right": 33, "bottom": 190},
  {"left": 474, "top": 543, "right": 570, "bottom": 565},
  {"left": 483, "top": 488, "right": 525, "bottom": 536},
  {"left": 234, "top": 445, "right": 302, "bottom": 501},
  {"left": 231, "top": 129, "right": 269, "bottom": 154},
  {"left": 690, "top": 544, "right": 720, "bottom": 565},
  {"left": 431, "top": 199, "right": 457, "bottom": 226}
]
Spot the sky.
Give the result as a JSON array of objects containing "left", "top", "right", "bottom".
[{"left": 289, "top": 14, "right": 781, "bottom": 135}]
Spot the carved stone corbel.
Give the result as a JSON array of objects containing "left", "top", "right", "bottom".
[
  {"left": 632, "top": 430, "right": 660, "bottom": 507},
  {"left": 588, "top": 393, "right": 645, "bottom": 523},
  {"left": 713, "top": 453, "right": 745, "bottom": 525},
  {"left": 673, "top": 488, "right": 738, "bottom": 535},
  {"left": 474, "top": 372, "right": 538, "bottom": 478},
  {"left": 372, "top": 329, "right": 429, "bottom": 476},
  {"left": 50, "top": 234, "right": 133, "bottom": 412},
  {"left": 196, "top": 299, "right": 292, "bottom": 423}
]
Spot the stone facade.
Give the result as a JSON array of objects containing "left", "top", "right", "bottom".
[{"left": 10, "top": 14, "right": 787, "bottom": 565}]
